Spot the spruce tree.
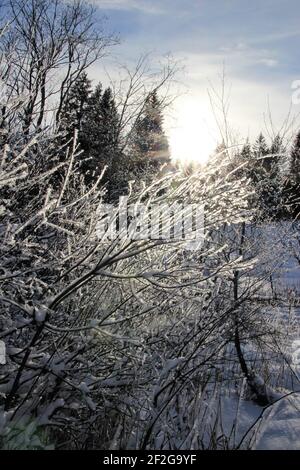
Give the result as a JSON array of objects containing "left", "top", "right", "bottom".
[
  {"left": 251, "top": 133, "right": 283, "bottom": 218},
  {"left": 267, "top": 134, "right": 284, "bottom": 216},
  {"left": 286, "top": 131, "right": 300, "bottom": 216},
  {"left": 253, "top": 133, "right": 269, "bottom": 155},
  {"left": 240, "top": 140, "right": 252, "bottom": 161},
  {"left": 251, "top": 133, "right": 269, "bottom": 202},
  {"left": 252, "top": 133, "right": 269, "bottom": 180},
  {"left": 52, "top": 72, "right": 91, "bottom": 186},
  {"left": 131, "top": 91, "right": 170, "bottom": 175},
  {"left": 268, "top": 134, "right": 283, "bottom": 178},
  {"left": 235, "top": 139, "right": 252, "bottom": 179},
  {"left": 59, "top": 72, "right": 92, "bottom": 139},
  {"left": 81, "top": 85, "right": 124, "bottom": 197},
  {"left": 290, "top": 131, "right": 300, "bottom": 184}
]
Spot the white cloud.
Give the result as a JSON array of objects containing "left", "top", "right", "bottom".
[
  {"left": 258, "top": 58, "right": 279, "bottom": 67},
  {"left": 88, "top": 2, "right": 298, "bottom": 156},
  {"left": 249, "top": 29, "right": 300, "bottom": 45},
  {"left": 94, "top": 0, "right": 165, "bottom": 14},
  {"left": 217, "top": 41, "right": 279, "bottom": 70}
]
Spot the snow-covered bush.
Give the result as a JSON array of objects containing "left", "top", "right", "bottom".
[
  {"left": 0, "top": 121, "right": 264, "bottom": 449},
  {"left": 0, "top": 21, "right": 294, "bottom": 449}
]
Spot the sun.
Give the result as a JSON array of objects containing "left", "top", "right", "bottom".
[{"left": 167, "top": 96, "right": 217, "bottom": 166}]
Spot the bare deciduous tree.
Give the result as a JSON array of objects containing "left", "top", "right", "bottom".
[{"left": 0, "top": 0, "right": 118, "bottom": 135}]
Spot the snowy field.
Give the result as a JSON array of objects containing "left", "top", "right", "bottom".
[{"left": 211, "top": 222, "right": 300, "bottom": 450}]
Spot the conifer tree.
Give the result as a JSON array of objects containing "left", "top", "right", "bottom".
[
  {"left": 266, "top": 134, "right": 284, "bottom": 216},
  {"left": 253, "top": 133, "right": 269, "bottom": 155},
  {"left": 131, "top": 91, "right": 170, "bottom": 175},
  {"left": 252, "top": 133, "right": 269, "bottom": 180},
  {"left": 285, "top": 131, "right": 300, "bottom": 216},
  {"left": 251, "top": 133, "right": 283, "bottom": 218},
  {"left": 240, "top": 140, "right": 252, "bottom": 161},
  {"left": 290, "top": 131, "right": 300, "bottom": 185},
  {"left": 268, "top": 134, "right": 283, "bottom": 177},
  {"left": 81, "top": 85, "right": 124, "bottom": 197},
  {"left": 234, "top": 139, "right": 252, "bottom": 180},
  {"left": 52, "top": 72, "right": 92, "bottom": 185},
  {"left": 59, "top": 72, "right": 92, "bottom": 140}
]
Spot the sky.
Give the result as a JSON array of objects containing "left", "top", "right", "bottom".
[{"left": 90, "top": 0, "right": 300, "bottom": 162}]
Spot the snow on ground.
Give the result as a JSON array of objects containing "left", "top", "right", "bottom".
[
  {"left": 218, "top": 323, "right": 300, "bottom": 450},
  {"left": 254, "top": 394, "right": 300, "bottom": 450},
  {"left": 253, "top": 337, "right": 300, "bottom": 450},
  {"left": 218, "top": 223, "right": 300, "bottom": 449}
]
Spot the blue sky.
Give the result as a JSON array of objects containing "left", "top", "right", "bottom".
[{"left": 92, "top": 0, "right": 300, "bottom": 160}]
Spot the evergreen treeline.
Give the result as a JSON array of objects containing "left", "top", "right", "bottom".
[
  {"left": 228, "top": 132, "right": 300, "bottom": 219},
  {"left": 58, "top": 73, "right": 170, "bottom": 200}
]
